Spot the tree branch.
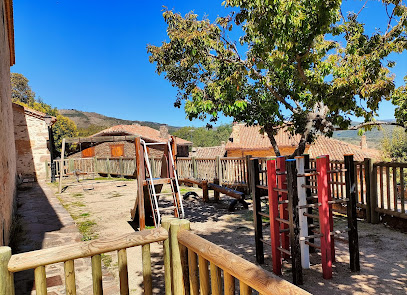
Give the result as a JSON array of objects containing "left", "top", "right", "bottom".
[{"left": 337, "top": 121, "right": 405, "bottom": 131}]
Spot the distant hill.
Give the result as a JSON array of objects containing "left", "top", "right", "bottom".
[{"left": 60, "top": 109, "right": 180, "bottom": 133}]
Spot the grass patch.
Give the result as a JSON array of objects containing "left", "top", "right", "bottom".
[
  {"left": 70, "top": 201, "right": 86, "bottom": 207},
  {"left": 71, "top": 193, "right": 83, "bottom": 198},
  {"left": 101, "top": 254, "right": 113, "bottom": 268},
  {"left": 80, "top": 212, "right": 90, "bottom": 217},
  {"left": 107, "top": 192, "right": 122, "bottom": 199},
  {"left": 78, "top": 220, "right": 98, "bottom": 241}
]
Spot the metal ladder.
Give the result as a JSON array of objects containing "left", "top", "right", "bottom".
[{"left": 141, "top": 139, "right": 185, "bottom": 227}]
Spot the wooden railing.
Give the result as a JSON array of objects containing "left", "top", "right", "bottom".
[
  {"left": 165, "top": 219, "right": 310, "bottom": 295},
  {"left": 1, "top": 228, "right": 167, "bottom": 295}
]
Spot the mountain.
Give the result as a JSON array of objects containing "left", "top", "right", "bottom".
[{"left": 59, "top": 109, "right": 180, "bottom": 133}]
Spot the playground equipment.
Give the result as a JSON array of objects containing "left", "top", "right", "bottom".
[
  {"left": 179, "top": 177, "right": 249, "bottom": 211},
  {"left": 251, "top": 154, "right": 360, "bottom": 285},
  {"left": 130, "top": 136, "right": 184, "bottom": 229}
]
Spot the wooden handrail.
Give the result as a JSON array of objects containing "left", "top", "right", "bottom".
[
  {"left": 177, "top": 230, "right": 310, "bottom": 295},
  {"left": 8, "top": 228, "right": 167, "bottom": 272}
]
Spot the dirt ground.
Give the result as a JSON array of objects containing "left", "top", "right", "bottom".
[{"left": 54, "top": 178, "right": 407, "bottom": 295}]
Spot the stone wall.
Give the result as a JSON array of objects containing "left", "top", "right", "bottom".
[
  {"left": 0, "top": 0, "right": 16, "bottom": 246},
  {"left": 13, "top": 104, "right": 51, "bottom": 180}
]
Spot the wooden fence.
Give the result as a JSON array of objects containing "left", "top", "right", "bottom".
[{"left": 0, "top": 219, "right": 309, "bottom": 295}]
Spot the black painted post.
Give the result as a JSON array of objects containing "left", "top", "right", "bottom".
[
  {"left": 250, "top": 158, "right": 264, "bottom": 264},
  {"left": 344, "top": 155, "right": 360, "bottom": 272},
  {"left": 286, "top": 159, "right": 303, "bottom": 285},
  {"left": 303, "top": 154, "right": 315, "bottom": 253}
]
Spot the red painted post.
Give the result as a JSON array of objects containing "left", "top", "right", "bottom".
[
  {"left": 316, "top": 156, "right": 333, "bottom": 279},
  {"left": 325, "top": 154, "right": 335, "bottom": 262},
  {"left": 267, "top": 159, "right": 281, "bottom": 275},
  {"left": 277, "top": 156, "right": 289, "bottom": 258}
]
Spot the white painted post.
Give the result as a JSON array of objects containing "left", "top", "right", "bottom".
[{"left": 296, "top": 156, "right": 310, "bottom": 269}]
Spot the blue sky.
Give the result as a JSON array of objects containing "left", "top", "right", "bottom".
[{"left": 11, "top": 0, "right": 406, "bottom": 127}]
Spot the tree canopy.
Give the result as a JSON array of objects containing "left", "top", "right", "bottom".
[
  {"left": 11, "top": 73, "right": 78, "bottom": 155},
  {"left": 148, "top": 0, "right": 407, "bottom": 156},
  {"left": 173, "top": 124, "right": 232, "bottom": 147}
]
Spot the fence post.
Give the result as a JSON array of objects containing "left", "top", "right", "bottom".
[
  {"left": 106, "top": 158, "right": 111, "bottom": 178},
  {"left": 165, "top": 219, "right": 190, "bottom": 295},
  {"left": 344, "top": 155, "right": 360, "bottom": 272},
  {"left": 150, "top": 158, "right": 156, "bottom": 178},
  {"left": 69, "top": 159, "right": 74, "bottom": 172},
  {"left": 364, "top": 158, "right": 372, "bottom": 223},
  {"left": 370, "top": 163, "right": 380, "bottom": 224},
  {"left": 119, "top": 157, "right": 124, "bottom": 178},
  {"left": 45, "top": 160, "right": 49, "bottom": 181},
  {"left": 0, "top": 247, "right": 14, "bottom": 295},
  {"left": 249, "top": 158, "right": 264, "bottom": 264},
  {"left": 215, "top": 156, "right": 222, "bottom": 185},
  {"left": 192, "top": 157, "right": 197, "bottom": 187},
  {"left": 245, "top": 155, "right": 251, "bottom": 193},
  {"left": 94, "top": 157, "right": 98, "bottom": 175}
]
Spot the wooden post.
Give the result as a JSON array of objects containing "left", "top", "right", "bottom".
[
  {"left": 34, "top": 265, "right": 47, "bottom": 295},
  {"left": 188, "top": 250, "right": 199, "bottom": 295},
  {"left": 344, "top": 155, "right": 360, "bottom": 272},
  {"left": 316, "top": 156, "right": 332, "bottom": 280},
  {"left": 213, "top": 179, "right": 220, "bottom": 202},
  {"left": 364, "top": 158, "right": 372, "bottom": 223},
  {"left": 223, "top": 272, "right": 235, "bottom": 295},
  {"left": 58, "top": 138, "right": 66, "bottom": 193},
  {"left": 119, "top": 156, "right": 124, "bottom": 178},
  {"left": 162, "top": 217, "right": 177, "bottom": 295},
  {"left": 91, "top": 254, "right": 103, "bottom": 295},
  {"left": 69, "top": 159, "right": 74, "bottom": 172},
  {"left": 286, "top": 159, "right": 303, "bottom": 285},
  {"left": 64, "top": 260, "right": 76, "bottom": 295},
  {"left": 245, "top": 155, "right": 251, "bottom": 190},
  {"left": 370, "top": 164, "right": 380, "bottom": 224},
  {"left": 192, "top": 157, "right": 197, "bottom": 187},
  {"left": 106, "top": 157, "right": 111, "bottom": 178},
  {"left": 250, "top": 158, "right": 264, "bottom": 264},
  {"left": 277, "top": 156, "right": 289, "bottom": 258},
  {"left": 296, "top": 156, "right": 310, "bottom": 269},
  {"left": 216, "top": 156, "right": 222, "bottom": 185},
  {"left": 0, "top": 247, "right": 14, "bottom": 295},
  {"left": 202, "top": 180, "right": 209, "bottom": 202},
  {"left": 198, "top": 256, "right": 210, "bottom": 295},
  {"left": 267, "top": 159, "right": 281, "bottom": 275},
  {"left": 45, "top": 160, "right": 49, "bottom": 180},
  {"left": 169, "top": 219, "right": 191, "bottom": 295},
  {"left": 118, "top": 249, "right": 129, "bottom": 295},
  {"left": 135, "top": 137, "right": 146, "bottom": 230},
  {"left": 210, "top": 263, "right": 221, "bottom": 295},
  {"left": 93, "top": 157, "right": 98, "bottom": 175},
  {"left": 142, "top": 244, "right": 152, "bottom": 295}
]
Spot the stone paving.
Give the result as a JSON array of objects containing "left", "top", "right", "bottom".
[{"left": 12, "top": 181, "right": 120, "bottom": 295}]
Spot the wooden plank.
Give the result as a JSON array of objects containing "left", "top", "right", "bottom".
[
  {"left": 386, "top": 166, "right": 391, "bottom": 210},
  {"left": 380, "top": 166, "right": 384, "bottom": 208},
  {"left": 8, "top": 228, "right": 167, "bottom": 272},
  {"left": 370, "top": 165, "right": 380, "bottom": 223},
  {"left": 364, "top": 158, "right": 372, "bottom": 223},
  {"left": 91, "top": 254, "right": 103, "bottom": 295},
  {"left": 240, "top": 281, "right": 252, "bottom": 295},
  {"left": 268, "top": 159, "right": 281, "bottom": 275},
  {"left": 250, "top": 158, "right": 264, "bottom": 264},
  {"left": 224, "top": 272, "right": 235, "bottom": 295},
  {"left": 118, "top": 249, "right": 129, "bottom": 295},
  {"left": 208, "top": 183, "right": 243, "bottom": 200},
  {"left": 178, "top": 231, "right": 311, "bottom": 295},
  {"left": 135, "top": 137, "right": 146, "bottom": 230},
  {"left": 198, "top": 256, "right": 210, "bottom": 295},
  {"left": 344, "top": 155, "right": 360, "bottom": 272},
  {"left": 374, "top": 207, "right": 407, "bottom": 219},
  {"left": 64, "top": 260, "right": 76, "bottom": 295}
]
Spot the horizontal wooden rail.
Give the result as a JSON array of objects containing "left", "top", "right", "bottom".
[
  {"left": 178, "top": 230, "right": 310, "bottom": 295},
  {"left": 8, "top": 228, "right": 167, "bottom": 272}
]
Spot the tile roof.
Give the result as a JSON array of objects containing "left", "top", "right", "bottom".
[
  {"left": 189, "top": 146, "right": 226, "bottom": 158},
  {"left": 12, "top": 103, "right": 57, "bottom": 125},
  {"left": 91, "top": 125, "right": 192, "bottom": 145},
  {"left": 225, "top": 124, "right": 380, "bottom": 161},
  {"left": 308, "top": 136, "right": 380, "bottom": 161},
  {"left": 225, "top": 124, "right": 302, "bottom": 150}
]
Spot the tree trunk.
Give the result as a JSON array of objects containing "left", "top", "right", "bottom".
[{"left": 264, "top": 124, "right": 281, "bottom": 157}]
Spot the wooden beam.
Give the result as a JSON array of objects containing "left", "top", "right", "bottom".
[
  {"left": 65, "top": 135, "right": 139, "bottom": 144},
  {"left": 207, "top": 183, "right": 243, "bottom": 200}
]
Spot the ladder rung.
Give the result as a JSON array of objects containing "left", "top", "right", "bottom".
[
  {"left": 308, "top": 179, "right": 317, "bottom": 183},
  {"left": 158, "top": 192, "right": 176, "bottom": 196},
  {"left": 274, "top": 188, "right": 288, "bottom": 193},
  {"left": 305, "top": 241, "right": 321, "bottom": 249},
  {"left": 304, "top": 168, "right": 317, "bottom": 172},
  {"left": 328, "top": 169, "right": 347, "bottom": 173},
  {"left": 256, "top": 185, "right": 268, "bottom": 190},
  {"left": 329, "top": 181, "right": 346, "bottom": 185},
  {"left": 297, "top": 172, "right": 319, "bottom": 177},
  {"left": 328, "top": 198, "right": 349, "bottom": 204},
  {"left": 259, "top": 169, "right": 267, "bottom": 173},
  {"left": 259, "top": 238, "right": 272, "bottom": 246},
  {"left": 155, "top": 206, "right": 177, "bottom": 212},
  {"left": 280, "top": 228, "right": 290, "bottom": 233},
  {"left": 300, "top": 234, "right": 323, "bottom": 241},
  {"left": 276, "top": 217, "right": 290, "bottom": 225},
  {"left": 143, "top": 178, "right": 172, "bottom": 185},
  {"left": 331, "top": 229, "right": 350, "bottom": 235},
  {"left": 301, "top": 184, "right": 318, "bottom": 189},
  {"left": 277, "top": 247, "right": 291, "bottom": 256},
  {"left": 303, "top": 212, "right": 319, "bottom": 219},
  {"left": 276, "top": 171, "right": 287, "bottom": 175},
  {"left": 258, "top": 212, "right": 269, "bottom": 218},
  {"left": 298, "top": 203, "right": 321, "bottom": 209},
  {"left": 278, "top": 200, "right": 289, "bottom": 204},
  {"left": 306, "top": 196, "right": 318, "bottom": 200}
]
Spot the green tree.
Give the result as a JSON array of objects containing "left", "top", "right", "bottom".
[
  {"left": 11, "top": 73, "right": 35, "bottom": 105},
  {"left": 11, "top": 73, "right": 78, "bottom": 155},
  {"left": 382, "top": 127, "right": 407, "bottom": 162},
  {"left": 148, "top": 0, "right": 407, "bottom": 157},
  {"left": 173, "top": 124, "right": 232, "bottom": 147}
]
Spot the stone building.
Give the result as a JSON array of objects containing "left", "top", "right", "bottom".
[
  {"left": 0, "top": 0, "right": 16, "bottom": 246},
  {"left": 13, "top": 103, "right": 56, "bottom": 180},
  {"left": 71, "top": 124, "right": 192, "bottom": 158}
]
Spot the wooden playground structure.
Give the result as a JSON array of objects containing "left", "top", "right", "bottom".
[{"left": 250, "top": 154, "right": 360, "bottom": 285}]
